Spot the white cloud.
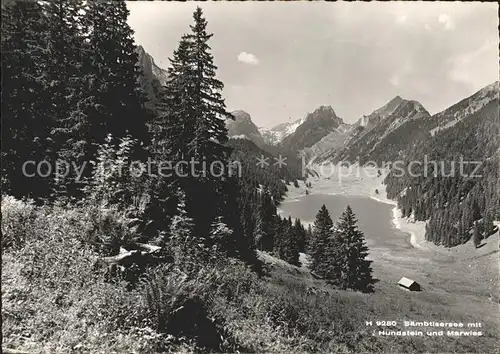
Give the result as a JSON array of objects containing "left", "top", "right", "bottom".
[
  {"left": 389, "top": 74, "right": 400, "bottom": 87},
  {"left": 438, "top": 14, "right": 455, "bottom": 30},
  {"left": 237, "top": 51, "right": 260, "bottom": 65},
  {"left": 449, "top": 40, "right": 499, "bottom": 87}
]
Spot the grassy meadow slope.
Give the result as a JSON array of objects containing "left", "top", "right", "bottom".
[
  {"left": 278, "top": 169, "right": 499, "bottom": 351},
  {"left": 3, "top": 194, "right": 498, "bottom": 353}
]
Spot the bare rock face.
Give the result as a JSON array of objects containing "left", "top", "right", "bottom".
[
  {"left": 226, "top": 110, "right": 267, "bottom": 148},
  {"left": 318, "top": 97, "right": 431, "bottom": 164},
  {"left": 281, "top": 105, "right": 345, "bottom": 153},
  {"left": 136, "top": 45, "right": 168, "bottom": 102}
]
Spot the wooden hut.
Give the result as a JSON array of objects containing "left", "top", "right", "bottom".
[{"left": 398, "top": 277, "right": 421, "bottom": 291}]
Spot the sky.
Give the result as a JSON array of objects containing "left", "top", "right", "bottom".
[{"left": 127, "top": 1, "right": 499, "bottom": 128}]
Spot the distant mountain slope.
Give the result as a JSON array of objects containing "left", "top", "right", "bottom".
[
  {"left": 227, "top": 110, "right": 267, "bottom": 148},
  {"left": 301, "top": 123, "right": 352, "bottom": 161},
  {"left": 425, "top": 81, "right": 499, "bottom": 136},
  {"left": 320, "top": 98, "right": 431, "bottom": 164},
  {"left": 384, "top": 81, "right": 500, "bottom": 247},
  {"left": 136, "top": 45, "right": 168, "bottom": 85},
  {"left": 228, "top": 138, "right": 304, "bottom": 213},
  {"left": 281, "top": 106, "right": 344, "bottom": 153},
  {"left": 353, "top": 96, "right": 404, "bottom": 133}
]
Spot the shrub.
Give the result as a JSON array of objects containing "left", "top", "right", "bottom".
[
  {"left": 1, "top": 195, "right": 37, "bottom": 250},
  {"left": 0, "top": 196, "right": 173, "bottom": 352},
  {"left": 82, "top": 205, "right": 139, "bottom": 256},
  {"left": 144, "top": 264, "right": 233, "bottom": 351},
  {"left": 1, "top": 215, "right": 152, "bottom": 352}
]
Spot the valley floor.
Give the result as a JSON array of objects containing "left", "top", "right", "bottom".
[{"left": 278, "top": 165, "right": 500, "bottom": 346}]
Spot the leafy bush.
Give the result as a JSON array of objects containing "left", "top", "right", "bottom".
[
  {"left": 1, "top": 195, "right": 37, "bottom": 250},
  {"left": 83, "top": 206, "right": 139, "bottom": 256},
  {"left": 144, "top": 265, "right": 226, "bottom": 351},
  {"left": 1, "top": 200, "right": 155, "bottom": 352},
  {"left": 83, "top": 134, "right": 149, "bottom": 216},
  {"left": 6, "top": 196, "right": 490, "bottom": 353}
]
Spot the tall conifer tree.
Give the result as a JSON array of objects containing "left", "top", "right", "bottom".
[
  {"left": 310, "top": 205, "right": 334, "bottom": 276},
  {"left": 184, "top": 7, "right": 234, "bottom": 236},
  {"left": 83, "top": 0, "right": 149, "bottom": 149},
  {"left": 254, "top": 189, "right": 276, "bottom": 251},
  {"left": 161, "top": 7, "right": 234, "bottom": 237},
  {"left": 1, "top": 1, "right": 52, "bottom": 199},
  {"left": 333, "top": 206, "right": 374, "bottom": 292}
]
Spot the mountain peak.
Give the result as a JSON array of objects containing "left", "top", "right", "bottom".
[
  {"left": 313, "top": 105, "right": 337, "bottom": 116},
  {"left": 390, "top": 95, "right": 404, "bottom": 104},
  {"left": 406, "top": 100, "right": 427, "bottom": 113},
  {"left": 281, "top": 105, "right": 344, "bottom": 152},
  {"left": 136, "top": 44, "right": 146, "bottom": 55},
  {"left": 231, "top": 110, "right": 252, "bottom": 122},
  {"left": 306, "top": 105, "right": 340, "bottom": 124},
  {"left": 227, "top": 110, "right": 266, "bottom": 147}
]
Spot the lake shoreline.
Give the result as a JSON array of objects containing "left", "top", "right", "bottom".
[{"left": 280, "top": 165, "right": 428, "bottom": 249}]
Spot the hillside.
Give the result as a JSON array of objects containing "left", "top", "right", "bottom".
[
  {"left": 257, "top": 228, "right": 500, "bottom": 354},
  {"left": 301, "top": 123, "right": 353, "bottom": 161},
  {"left": 385, "top": 82, "right": 500, "bottom": 247},
  {"left": 425, "top": 81, "right": 499, "bottom": 136},
  {"left": 228, "top": 137, "right": 303, "bottom": 203},
  {"left": 322, "top": 98, "right": 431, "bottom": 165}
]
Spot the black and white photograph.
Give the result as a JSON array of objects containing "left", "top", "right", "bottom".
[{"left": 1, "top": 1, "right": 499, "bottom": 353}]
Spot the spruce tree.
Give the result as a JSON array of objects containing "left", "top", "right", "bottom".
[
  {"left": 294, "top": 218, "right": 306, "bottom": 252},
  {"left": 221, "top": 175, "right": 257, "bottom": 264},
  {"left": 43, "top": 0, "right": 87, "bottom": 155},
  {"left": 306, "top": 223, "right": 313, "bottom": 252},
  {"left": 272, "top": 215, "right": 299, "bottom": 265},
  {"left": 183, "top": 7, "right": 234, "bottom": 236},
  {"left": 156, "top": 36, "right": 195, "bottom": 164},
  {"left": 284, "top": 217, "right": 300, "bottom": 266},
  {"left": 254, "top": 189, "right": 276, "bottom": 251},
  {"left": 334, "top": 205, "right": 374, "bottom": 292},
  {"left": 160, "top": 7, "right": 234, "bottom": 239},
  {"left": 273, "top": 216, "right": 286, "bottom": 258},
  {"left": 310, "top": 205, "right": 334, "bottom": 276},
  {"left": 241, "top": 202, "right": 255, "bottom": 244},
  {"left": 86, "top": 0, "right": 149, "bottom": 145},
  {"left": 1, "top": 0, "right": 52, "bottom": 199},
  {"left": 146, "top": 36, "right": 193, "bottom": 244}
]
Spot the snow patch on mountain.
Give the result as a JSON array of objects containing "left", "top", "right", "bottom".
[
  {"left": 259, "top": 117, "right": 307, "bottom": 145},
  {"left": 230, "top": 134, "right": 251, "bottom": 140}
]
